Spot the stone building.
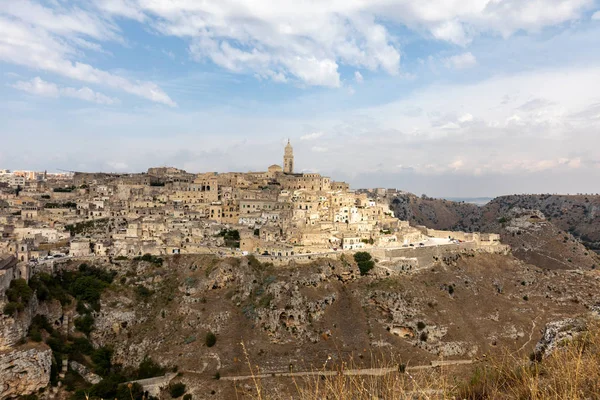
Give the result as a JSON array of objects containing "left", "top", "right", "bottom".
[{"left": 283, "top": 140, "right": 294, "bottom": 174}]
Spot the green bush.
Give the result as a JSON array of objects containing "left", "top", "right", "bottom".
[
  {"left": 92, "top": 347, "right": 113, "bottom": 377},
  {"left": 74, "top": 314, "right": 95, "bottom": 336},
  {"left": 6, "top": 279, "right": 34, "bottom": 305},
  {"left": 133, "top": 253, "right": 163, "bottom": 266},
  {"left": 183, "top": 394, "right": 192, "bottom": 400},
  {"left": 28, "top": 273, "right": 69, "bottom": 305},
  {"left": 169, "top": 382, "right": 186, "bottom": 398},
  {"left": 29, "top": 328, "right": 43, "bottom": 342},
  {"left": 354, "top": 252, "right": 375, "bottom": 275},
  {"left": 70, "top": 272, "right": 111, "bottom": 306},
  {"left": 28, "top": 315, "right": 53, "bottom": 341},
  {"left": 2, "top": 302, "right": 22, "bottom": 317},
  {"left": 205, "top": 332, "right": 217, "bottom": 347},
  {"left": 136, "top": 285, "right": 153, "bottom": 300},
  {"left": 137, "top": 356, "right": 166, "bottom": 379},
  {"left": 71, "top": 336, "right": 94, "bottom": 355},
  {"left": 218, "top": 229, "right": 240, "bottom": 248}
]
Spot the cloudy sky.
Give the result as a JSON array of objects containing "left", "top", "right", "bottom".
[{"left": 2, "top": 0, "right": 600, "bottom": 197}]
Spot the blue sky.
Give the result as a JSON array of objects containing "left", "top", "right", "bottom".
[{"left": 2, "top": 0, "right": 600, "bottom": 197}]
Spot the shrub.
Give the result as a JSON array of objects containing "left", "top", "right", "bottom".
[
  {"left": 92, "top": 347, "right": 113, "bottom": 377},
  {"left": 6, "top": 279, "right": 33, "bottom": 305},
  {"left": 169, "top": 382, "right": 186, "bottom": 398},
  {"left": 417, "top": 321, "right": 426, "bottom": 331},
  {"left": 183, "top": 394, "right": 192, "bottom": 400},
  {"left": 70, "top": 275, "right": 109, "bottom": 305},
  {"left": 75, "top": 313, "right": 95, "bottom": 336},
  {"left": 137, "top": 356, "right": 166, "bottom": 379},
  {"left": 29, "top": 328, "right": 43, "bottom": 342},
  {"left": 419, "top": 331, "right": 428, "bottom": 342},
  {"left": 354, "top": 252, "right": 375, "bottom": 276},
  {"left": 205, "top": 332, "right": 217, "bottom": 347},
  {"left": 28, "top": 315, "right": 53, "bottom": 341},
  {"left": 71, "top": 337, "right": 94, "bottom": 355},
  {"left": 136, "top": 285, "right": 153, "bottom": 300},
  {"left": 2, "top": 302, "right": 22, "bottom": 317},
  {"left": 133, "top": 253, "right": 164, "bottom": 266}
]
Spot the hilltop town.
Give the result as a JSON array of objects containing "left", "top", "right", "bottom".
[
  {"left": 0, "top": 142, "right": 520, "bottom": 398},
  {"left": 0, "top": 141, "right": 502, "bottom": 279},
  {"left": 2, "top": 145, "right": 600, "bottom": 400}
]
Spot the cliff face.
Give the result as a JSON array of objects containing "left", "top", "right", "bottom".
[
  {"left": 0, "top": 344, "right": 52, "bottom": 399},
  {"left": 0, "top": 297, "right": 63, "bottom": 351}
]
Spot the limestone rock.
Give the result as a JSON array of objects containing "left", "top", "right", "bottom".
[
  {"left": 534, "top": 318, "right": 587, "bottom": 357},
  {"left": 0, "top": 344, "right": 52, "bottom": 399},
  {"left": 70, "top": 360, "right": 102, "bottom": 384}
]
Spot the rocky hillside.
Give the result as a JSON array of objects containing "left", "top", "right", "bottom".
[
  {"left": 6, "top": 252, "right": 600, "bottom": 399},
  {"left": 390, "top": 194, "right": 600, "bottom": 270}
]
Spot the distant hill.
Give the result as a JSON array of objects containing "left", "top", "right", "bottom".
[
  {"left": 441, "top": 197, "right": 493, "bottom": 206},
  {"left": 389, "top": 193, "right": 600, "bottom": 269}
]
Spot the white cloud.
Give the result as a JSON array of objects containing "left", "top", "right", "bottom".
[
  {"left": 592, "top": 11, "right": 600, "bottom": 20},
  {"left": 311, "top": 146, "right": 328, "bottom": 153},
  {"left": 458, "top": 113, "right": 474, "bottom": 123},
  {"left": 354, "top": 71, "right": 364, "bottom": 83},
  {"left": 444, "top": 52, "right": 477, "bottom": 69},
  {"left": 12, "top": 77, "right": 60, "bottom": 97},
  {"left": 449, "top": 159, "right": 465, "bottom": 170},
  {"left": 298, "top": 65, "right": 600, "bottom": 179},
  {"left": 2, "top": 0, "right": 594, "bottom": 92},
  {"left": 0, "top": 6, "right": 175, "bottom": 106},
  {"left": 11, "top": 77, "right": 119, "bottom": 105},
  {"left": 107, "top": 161, "right": 129, "bottom": 171},
  {"left": 301, "top": 132, "right": 324, "bottom": 141}
]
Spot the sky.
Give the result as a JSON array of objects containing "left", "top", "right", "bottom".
[{"left": 1, "top": 0, "right": 600, "bottom": 197}]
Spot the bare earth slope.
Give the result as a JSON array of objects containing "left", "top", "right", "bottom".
[{"left": 80, "top": 252, "right": 600, "bottom": 399}]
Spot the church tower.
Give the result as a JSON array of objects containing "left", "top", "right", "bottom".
[{"left": 283, "top": 139, "right": 294, "bottom": 174}]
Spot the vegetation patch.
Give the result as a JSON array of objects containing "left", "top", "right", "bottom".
[{"left": 354, "top": 252, "right": 375, "bottom": 276}]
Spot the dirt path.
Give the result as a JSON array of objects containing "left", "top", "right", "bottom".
[{"left": 212, "top": 359, "right": 474, "bottom": 381}]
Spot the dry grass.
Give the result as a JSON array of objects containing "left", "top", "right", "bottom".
[
  {"left": 237, "top": 320, "right": 600, "bottom": 400},
  {"left": 458, "top": 320, "right": 600, "bottom": 400}
]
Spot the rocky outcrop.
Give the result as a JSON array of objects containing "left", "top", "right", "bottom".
[
  {"left": 70, "top": 360, "right": 102, "bottom": 384},
  {"left": 0, "top": 344, "right": 52, "bottom": 399},
  {"left": 534, "top": 318, "right": 587, "bottom": 357},
  {"left": 0, "top": 297, "right": 63, "bottom": 351}
]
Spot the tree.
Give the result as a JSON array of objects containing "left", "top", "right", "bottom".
[
  {"left": 354, "top": 252, "right": 375, "bottom": 275},
  {"left": 205, "top": 331, "right": 217, "bottom": 347},
  {"left": 169, "top": 383, "right": 186, "bottom": 398}
]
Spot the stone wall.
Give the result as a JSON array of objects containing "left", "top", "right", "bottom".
[
  {"left": 128, "top": 373, "right": 177, "bottom": 398},
  {"left": 375, "top": 242, "right": 509, "bottom": 273}
]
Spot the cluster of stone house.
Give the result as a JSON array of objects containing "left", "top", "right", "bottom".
[{"left": 0, "top": 141, "right": 502, "bottom": 277}]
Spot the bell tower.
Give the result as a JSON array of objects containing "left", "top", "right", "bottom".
[{"left": 283, "top": 139, "right": 294, "bottom": 174}]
